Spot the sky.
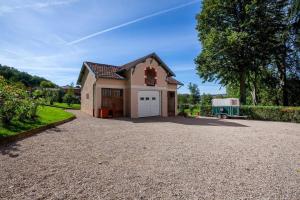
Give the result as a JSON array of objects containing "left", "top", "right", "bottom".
[{"left": 0, "top": 0, "right": 225, "bottom": 94}]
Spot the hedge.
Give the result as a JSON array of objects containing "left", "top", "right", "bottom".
[
  {"left": 200, "top": 105, "right": 212, "bottom": 117},
  {"left": 241, "top": 106, "right": 300, "bottom": 123},
  {"left": 199, "top": 105, "right": 300, "bottom": 123}
]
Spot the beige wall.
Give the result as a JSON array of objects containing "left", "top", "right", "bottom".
[
  {"left": 129, "top": 58, "right": 177, "bottom": 118},
  {"left": 80, "top": 68, "right": 96, "bottom": 116},
  {"left": 131, "top": 58, "right": 168, "bottom": 87}
]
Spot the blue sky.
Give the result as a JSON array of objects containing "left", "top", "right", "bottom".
[{"left": 0, "top": 0, "right": 225, "bottom": 94}]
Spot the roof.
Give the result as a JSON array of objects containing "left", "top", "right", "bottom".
[
  {"left": 85, "top": 62, "right": 125, "bottom": 80},
  {"left": 77, "top": 53, "right": 181, "bottom": 85},
  {"left": 166, "top": 77, "right": 183, "bottom": 85}
]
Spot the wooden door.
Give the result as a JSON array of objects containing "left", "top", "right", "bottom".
[
  {"left": 101, "top": 88, "right": 123, "bottom": 117},
  {"left": 168, "top": 91, "right": 175, "bottom": 116}
]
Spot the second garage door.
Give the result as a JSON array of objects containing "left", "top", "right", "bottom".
[{"left": 138, "top": 91, "right": 160, "bottom": 117}]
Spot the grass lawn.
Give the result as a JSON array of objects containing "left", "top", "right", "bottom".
[
  {"left": 51, "top": 102, "right": 81, "bottom": 110},
  {"left": 0, "top": 106, "right": 74, "bottom": 138}
]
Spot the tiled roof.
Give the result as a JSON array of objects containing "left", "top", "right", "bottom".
[
  {"left": 78, "top": 53, "right": 182, "bottom": 85},
  {"left": 166, "top": 77, "right": 183, "bottom": 85},
  {"left": 85, "top": 62, "right": 125, "bottom": 80}
]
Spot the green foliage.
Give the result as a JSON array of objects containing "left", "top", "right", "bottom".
[
  {"left": 63, "top": 93, "right": 77, "bottom": 106},
  {"left": 200, "top": 105, "right": 212, "bottom": 117},
  {"left": 196, "top": 0, "right": 300, "bottom": 106},
  {"left": 45, "top": 90, "right": 59, "bottom": 105},
  {"left": 0, "top": 106, "right": 74, "bottom": 137},
  {"left": 40, "top": 80, "right": 56, "bottom": 88},
  {"left": 0, "top": 76, "right": 39, "bottom": 124},
  {"left": 188, "top": 83, "right": 200, "bottom": 105},
  {"left": 178, "top": 94, "right": 189, "bottom": 105},
  {"left": 62, "top": 83, "right": 79, "bottom": 106},
  {"left": 57, "top": 88, "right": 65, "bottom": 103},
  {"left": 200, "top": 93, "right": 213, "bottom": 106},
  {"left": 241, "top": 106, "right": 300, "bottom": 123},
  {"left": 0, "top": 65, "right": 52, "bottom": 88}
]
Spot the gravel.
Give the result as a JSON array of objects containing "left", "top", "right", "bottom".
[{"left": 0, "top": 111, "right": 299, "bottom": 200}]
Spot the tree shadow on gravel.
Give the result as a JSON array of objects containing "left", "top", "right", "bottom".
[
  {"left": 0, "top": 142, "right": 21, "bottom": 158},
  {"left": 113, "top": 116, "right": 248, "bottom": 127}
]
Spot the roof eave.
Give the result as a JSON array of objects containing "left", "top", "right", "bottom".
[{"left": 77, "top": 62, "right": 96, "bottom": 85}]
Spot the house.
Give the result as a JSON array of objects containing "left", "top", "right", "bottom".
[{"left": 77, "top": 53, "right": 183, "bottom": 118}]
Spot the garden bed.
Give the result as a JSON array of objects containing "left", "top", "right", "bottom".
[{"left": 0, "top": 106, "right": 75, "bottom": 140}]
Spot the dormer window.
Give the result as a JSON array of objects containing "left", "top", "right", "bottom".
[{"left": 145, "top": 67, "right": 157, "bottom": 86}]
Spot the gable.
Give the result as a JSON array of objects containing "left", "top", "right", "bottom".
[
  {"left": 130, "top": 57, "right": 169, "bottom": 87},
  {"left": 118, "top": 53, "right": 175, "bottom": 77}
]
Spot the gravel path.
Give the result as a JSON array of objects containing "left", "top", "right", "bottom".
[{"left": 0, "top": 111, "right": 299, "bottom": 200}]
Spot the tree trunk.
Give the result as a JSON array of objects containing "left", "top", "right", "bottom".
[
  {"left": 250, "top": 73, "right": 258, "bottom": 105},
  {"left": 277, "top": 60, "right": 288, "bottom": 106},
  {"left": 251, "top": 87, "right": 258, "bottom": 105},
  {"left": 239, "top": 69, "right": 247, "bottom": 105}
]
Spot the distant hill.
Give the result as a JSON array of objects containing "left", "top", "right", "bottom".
[{"left": 0, "top": 64, "right": 54, "bottom": 88}]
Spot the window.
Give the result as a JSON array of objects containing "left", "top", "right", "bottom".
[
  {"left": 102, "top": 88, "right": 123, "bottom": 97},
  {"left": 86, "top": 93, "right": 89, "bottom": 99},
  {"left": 152, "top": 97, "right": 156, "bottom": 100},
  {"left": 146, "top": 97, "right": 149, "bottom": 100},
  {"left": 140, "top": 97, "right": 144, "bottom": 101},
  {"left": 145, "top": 67, "right": 156, "bottom": 86}
]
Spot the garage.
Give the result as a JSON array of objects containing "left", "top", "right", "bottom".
[{"left": 138, "top": 91, "right": 160, "bottom": 117}]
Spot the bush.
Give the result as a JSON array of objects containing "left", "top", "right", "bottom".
[
  {"left": 200, "top": 105, "right": 212, "bottom": 116},
  {"left": 63, "top": 93, "right": 77, "bottom": 106},
  {"left": 0, "top": 76, "right": 38, "bottom": 124},
  {"left": 241, "top": 106, "right": 300, "bottom": 123}
]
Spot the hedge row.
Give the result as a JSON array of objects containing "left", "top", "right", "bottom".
[
  {"left": 241, "top": 106, "right": 300, "bottom": 123},
  {"left": 199, "top": 105, "right": 300, "bottom": 123},
  {"left": 200, "top": 105, "right": 212, "bottom": 117}
]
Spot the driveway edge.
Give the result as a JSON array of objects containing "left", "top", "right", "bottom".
[{"left": 0, "top": 116, "right": 76, "bottom": 146}]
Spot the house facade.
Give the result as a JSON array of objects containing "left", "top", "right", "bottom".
[{"left": 77, "top": 53, "right": 183, "bottom": 118}]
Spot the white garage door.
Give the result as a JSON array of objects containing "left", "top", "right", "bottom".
[{"left": 138, "top": 91, "right": 160, "bottom": 117}]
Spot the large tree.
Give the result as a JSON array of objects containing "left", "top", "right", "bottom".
[{"left": 195, "top": 0, "right": 289, "bottom": 105}]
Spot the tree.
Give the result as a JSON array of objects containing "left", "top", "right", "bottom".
[
  {"left": 195, "top": 0, "right": 286, "bottom": 105},
  {"left": 62, "top": 83, "right": 77, "bottom": 106},
  {"left": 200, "top": 93, "right": 212, "bottom": 106},
  {"left": 0, "top": 76, "right": 38, "bottom": 124},
  {"left": 40, "top": 81, "right": 56, "bottom": 88},
  {"left": 188, "top": 83, "right": 200, "bottom": 105},
  {"left": 178, "top": 93, "right": 189, "bottom": 105},
  {"left": 0, "top": 65, "right": 49, "bottom": 88}
]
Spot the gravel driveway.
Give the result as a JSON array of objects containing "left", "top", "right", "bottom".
[{"left": 0, "top": 110, "right": 299, "bottom": 200}]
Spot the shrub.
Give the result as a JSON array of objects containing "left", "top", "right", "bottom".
[
  {"left": 241, "top": 106, "right": 300, "bottom": 123},
  {"left": 200, "top": 105, "right": 212, "bottom": 116},
  {"left": 0, "top": 76, "right": 39, "bottom": 124},
  {"left": 63, "top": 93, "right": 77, "bottom": 106}
]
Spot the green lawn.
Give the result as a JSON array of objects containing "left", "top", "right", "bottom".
[
  {"left": 0, "top": 106, "right": 74, "bottom": 138},
  {"left": 51, "top": 102, "right": 81, "bottom": 110}
]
